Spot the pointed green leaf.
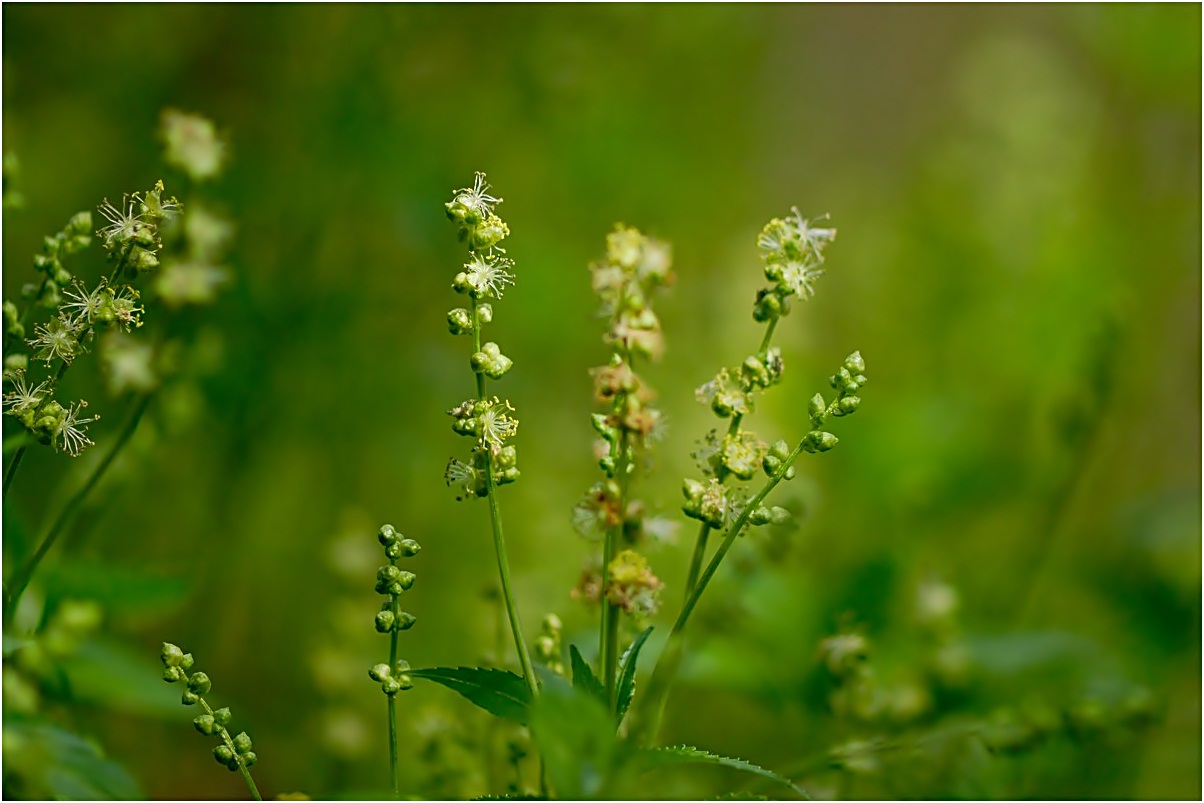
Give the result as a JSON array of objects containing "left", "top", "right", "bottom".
[
  {"left": 614, "top": 626, "right": 653, "bottom": 727},
  {"left": 569, "top": 644, "right": 605, "bottom": 705},
  {"left": 409, "top": 666, "right": 531, "bottom": 724},
  {"left": 634, "top": 745, "right": 809, "bottom": 799},
  {"left": 4, "top": 717, "right": 143, "bottom": 800}
]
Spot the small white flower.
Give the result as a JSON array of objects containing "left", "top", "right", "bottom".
[
  {"left": 97, "top": 194, "right": 144, "bottom": 249},
  {"left": 60, "top": 280, "right": 106, "bottom": 327},
  {"left": 451, "top": 172, "right": 502, "bottom": 219},
  {"left": 2, "top": 373, "right": 50, "bottom": 416},
  {"left": 29, "top": 315, "right": 83, "bottom": 365},
  {"left": 55, "top": 400, "right": 98, "bottom": 456},
  {"left": 464, "top": 254, "right": 515, "bottom": 299},
  {"left": 477, "top": 397, "right": 518, "bottom": 448}
]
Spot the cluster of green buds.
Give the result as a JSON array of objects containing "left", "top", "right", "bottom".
[
  {"left": 753, "top": 207, "right": 835, "bottom": 321},
  {"left": 605, "top": 549, "right": 664, "bottom": 617},
  {"left": 800, "top": 351, "right": 867, "bottom": 455},
  {"left": 368, "top": 524, "right": 420, "bottom": 696},
  {"left": 161, "top": 643, "right": 259, "bottom": 773},
  {"left": 443, "top": 173, "right": 521, "bottom": 501}
]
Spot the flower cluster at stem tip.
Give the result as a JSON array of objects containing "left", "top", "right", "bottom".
[
  {"left": 368, "top": 524, "right": 421, "bottom": 696},
  {"left": 443, "top": 173, "right": 523, "bottom": 501},
  {"left": 161, "top": 643, "right": 259, "bottom": 772}
]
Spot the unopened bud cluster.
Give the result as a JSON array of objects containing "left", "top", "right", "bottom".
[
  {"left": 368, "top": 524, "right": 420, "bottom": 696},
  {"left": 534, "top": 614, "right": 566, "bottom": 677},
  {"left": 799, "top": 351, "right": 868, "bottom": 455},
  {"left": 161, "top": 643, "right": 258, "bottom": 772},
  {"left": 444, "top": 173, "right": 522, "bottom": 501}
]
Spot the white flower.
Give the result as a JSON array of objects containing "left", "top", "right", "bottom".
[
  {"left": 2, "top": 373, "right": 50, "bottom": 416},
  {"left": 60, "top": 281, "right": 106, "bottom": 327},
  {"left": 97, "top": 194, "right": 144, "bottom": 250},
  {"left": 451, "top": 172, "right": 502, "bottom": 220},
  {"left": 464, "top": 254, "right": 515, "bottom": 299},
  {"left": 55, "top": 400, "right": 98, "bottom": 456},
  {"left": 29, "top": 315, "right": 82, "bottom": 365},
  {"left": 477, "top": 397, "right": 518, "bottom": 448}
]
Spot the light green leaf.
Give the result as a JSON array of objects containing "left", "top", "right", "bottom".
[
  {"left": 569, "top": 644, "right": 605, "bottom": 705},
  {"left": 530, "top": 672, "right": 627, "bottom": 800},
  {"left": 409, "top": 666, "right": 531, "bottom": 724},
  {"left": 3, "top": 716, "right": 143, "bottom": 800},
  {"left": 614, "top": 626, "right": 653, "bottom": 727},
  {"left": 634, "top": 745, "right": 809, "bottom": 799}
]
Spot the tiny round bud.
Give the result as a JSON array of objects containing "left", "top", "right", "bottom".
[
  {"left": 213, "top": 707, "right": 232, "bottom": 726},
  {"left": 377, "top": 524, "right": 398, "bottom": 546},
  {"left": 193, "top": 715, "right": 218, "bottom": 736},
  {"left": 181, "top": 653, "right": 195, "bottom": 670},
  {"left": 163, "top": 666, "right": 184, "bottom": 683},
  {"left": 478, "top": 304, "right": 493, "bottom": 323},
  {"left": 375, "top": 610, "right": 396, "bottom": 633},
  {"left": 399, "top": 538, "right": 421, "bottom": 557},
  {"left": 843, "top": 351, "right": 865, "bottom": 374},
  {"left": 447, "top": 308, "right": 473, "bottom": 335},
  {"left": 232, "top": 732, "right": 253, "bottom": 754},
  {"left": 395, "top": 611, "right": 417, "bottom": 631},
  {"left": 838, "top": 396, "right": 861, "bottom": 415},
  {"left": 214, "top": 745, "right": 235, "bottom": 765},
  {"left": 396, "top": 571, "right": 416, "bottom": 591},
  {"left": 385, "top": 543, "right": 403, "bottom": 560},
  {"left": 181, "top": 690, "right": 200, "bottom": 706},
  {"left": 381, "top": 678, "right": 401, "bottom": 695},
  {"left": 808, "top": 393, "right": 826, "bottom": 420},
  {"left": 187, "top": 672, "right": 212, "bottom": 695},
  {"left": 161, "top": 643, "right": 185, "bottom": 667},
  {"left": 395, "top": 674, "right": 414, "bottom": 691},
  {"left": 242, "top": 751, "right": 258, "bottom": 768},
  {"left": 378, "top": 565, "right": 401, "bottom": 582},
  {"left": 369, "top": 663, "right": 392, "bottom": 682}
]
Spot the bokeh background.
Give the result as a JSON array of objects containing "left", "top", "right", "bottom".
[{"left": 3, "top": 4, "right": 1199, "bottom": 800}]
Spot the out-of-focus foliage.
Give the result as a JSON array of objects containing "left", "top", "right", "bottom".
[{"left": 2, "top": 4, "right": 1198, "bottom": 800}]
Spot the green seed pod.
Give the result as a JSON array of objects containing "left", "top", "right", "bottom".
[
  {"left": 395, "top": 612, "right": 417, "bottom": 631},
  {"left": 163, "top": 666, "right": 184, "bottom": 683},
  {"left": 399, "top": 538, "right": 421, "bottom": 557},
  {"left": 187, "top": 672, "right": 212, "bottom": 695},
  {"left": 193, "top": 715, "right": 218, "bottom": 736},
  {"left": 214, "top": 745, "right": 235, "bottom": 765},
  {"left": 369, "top": 663, "right": 392, "bottom": 682},
  {"left": 161, "top": 642, "right": 185, "bottom": 667},
  {"left": 447, "top": 308, "right": 473, "bottom": 335},
  {"left": 232, "top": 732, "right": 253, "bottom": 754},
  {"left": 181, "top": 690, "right": 200, "bottom": 706},
  {"left": 377, "top": 524, "right": 398, "bottom": 546},
  {"left": 213, "top": 707, "right": 232, "bottom": 726},
  {"left": 375, "top": 610, "right": 395, "bottom": 633}
]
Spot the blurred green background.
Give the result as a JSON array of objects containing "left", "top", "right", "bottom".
[{"left": 3, "top": 4, "right": 1199, "bottom": 799}]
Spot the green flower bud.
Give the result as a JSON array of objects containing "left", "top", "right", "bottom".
[
  {"left": 496, "top": 467, "right": 520, "bottom": 485},
  {"left": 163, "top": 666, "right": 185, "bottom": 683},
  {"left": 768, "top": 506, "right": 792, "bottom": 525},
  {"left": 242, "top": 752, "right": 258, "bottom": 768},
  {"left": 837, "top": 396, "right": 861, "bottom": 415},
  {"left": 471, "top": 214, "right": 509, "bottom": 250},
  {"left": 186, "top": 672, "right": 211, "bottom": 695},
  {"left": 374, "top": 610, "right": 395, "bottom": 633},
  {"left": 214, "top": 745, "right": 235, "bottom": 765},
  {"left": 495, "top": 445, "right": 517, "bottom": 470},
  {"left": 384, "top": 543, "right": 403, "bottom": 560},
  {"left": 682, "top": 478, "right": 705, "bottom": 505},
  {"left": 68, "top": 211, "right": 93, "bottom": 236},
  {"left": 395, "top": 674, "right": 414, "bottom": 691},
  {"left": 843, "top": 351, "right": 865, "bottom": 374},
  {"left": 161, "top": 642, "right": 185, "bottom": 667},
  {"left": 447, "top": 308, "right": 473, "bottom": 335},
  {"left": 369, "top": 663, "right": 392, "bottom": 682},
  {"left": 395, "top": 611, "right": 417, "bottom": 631},
  {"left": 452, "top": 271, "right": 472, "bottom": 295},
  {"left": 181, "top": 653, "right": 195, "bottom": 670},
  {"left": 808, "top": 393, "right": 826, "bottom": 420},
  {"left": 377, "top": 565, "right": 402, "bottom": 583},
  {"left": 478, "top": 303, "right": 493, "bottom": 323},
  {"left": 802, "top": 430, "right": 839, "bottom": 453},
  {"left": 377, "top": 524, "right": 398, "bottom": 546},
  {"left": 193, "top": 715, "right": 218, "bottom": 736},
  {"left": 213, "top": 707, "right": 232, "bottom": 726},
  {"left": 52, "top": 265, "right": 72, "bottom": 286},
  {"left": 181, "top": 690, "right": 200, "bottom": 706},
  {"left": 232, "top": 732, "right": 252, "bottom": 754},
  {"left": 748, "top": 506, "right": 773, "bottom": 526},
  {"left": 381, "top": 677, "right": 401, "bottom": 695},
  {"left": 226, "top": 755, "right": 242, "bottom": 772},
  {"left": 399, "top": 538, "right": 421, "bottom": 557}
]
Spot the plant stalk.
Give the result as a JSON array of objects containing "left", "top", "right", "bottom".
[
  {"left": 198, "top": 698, "right": 263, "bottom": 802},
  {"left": 3, "top": 393, "right": 152, "bottom": 625},
  {"left": 3, "top": 446, "right": 26, "bottom": 499},
  {"left": 388, "top": 594, "right": 401, "bottom": 799}
]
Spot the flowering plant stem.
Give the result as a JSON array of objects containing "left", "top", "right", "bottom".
[
  {"left": 636, "top": 422, "right": 822, "bottom": 746},
  {"left": 387, "top": 594, "right": 401, "bottom": 799},
  {"left": 599, "top": 427, "right": 631, "bottom": 704},
  {"left": 197, "top": 696, "right": 263, "bottom": 802},
  {"left": 3, "top": 392, "right": 152, "bottom": 626},
  {"left": 473, "top": 297, "right": 540, "bottom": 703}
]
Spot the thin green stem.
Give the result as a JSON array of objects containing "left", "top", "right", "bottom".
[
  {"left": 757, "top": 318, "right": 778, "bottom": 357},
  {"left": 388, "top": 593, "right": 401, "bottom": 799},
  {"left": 198, "top": 698, "right": 263, "bottom": 802},
  {"left": 682, "top": 522, "right": 711, "bottom": 600},
  {"left": 3, "top": 446, "right": 27, "bottom": 499},
  {"left": 471, "top": 296, "right": 539, "bottom": 702},
  {"left": 635, "top": 434, "right": 810, "bottom": 746},
  {"left": 3, "top": 393, "right": 152, "bottom": 625},
  {"left": 600, "top": 425, "right": 630, "bottom": 704}
]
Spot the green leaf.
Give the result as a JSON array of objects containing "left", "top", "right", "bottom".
[
  {"left": 569, "top": 644, "right": 605, "bottom": 705},
  {"left": 3, "top": 716, "right": 143, "bottom": 799},
  {"left": 633, "top": 745, "right": 809, "bottom": 799},
  {"left": 614, "top": 626, "right": 653, "bottom": 727},
  {"left": 530, "top": 672, "right": 627, "bottom": 800},
  {"left": 409, "top": 666, "right": 531, "bottom": 724}
]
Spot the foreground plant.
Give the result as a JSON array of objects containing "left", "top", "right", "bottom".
[{"left": 161, "top": 643, "right": 262, "bottom": 800}]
